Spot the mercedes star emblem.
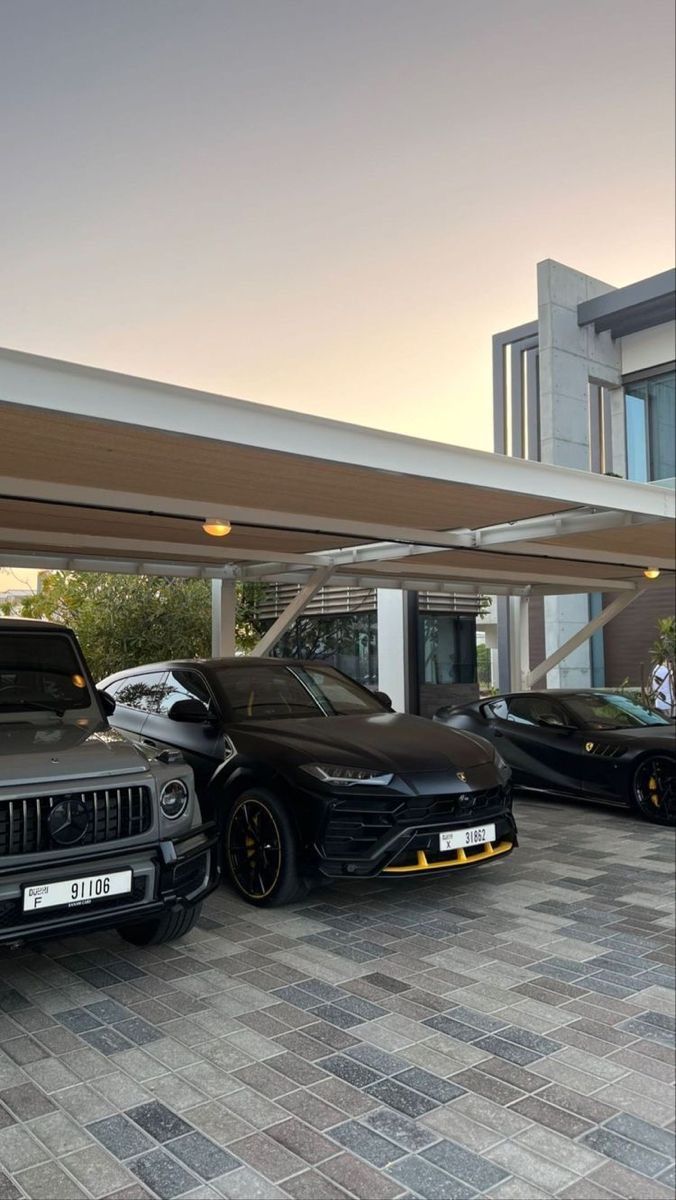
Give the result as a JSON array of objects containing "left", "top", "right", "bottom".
[{"left": 48, "top": 797, "right": 90, "bottom": 847}]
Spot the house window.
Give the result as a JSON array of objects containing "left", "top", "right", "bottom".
[
  {"left": 624, "top": 367, "right": 675, "bottom": 482},
  {"left": 417, "top": 614, "right": 477, "bottom": 685}
]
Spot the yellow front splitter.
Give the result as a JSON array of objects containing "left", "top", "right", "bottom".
[{"left": 383, "top": 839, "right": 514, "bottom": 874}]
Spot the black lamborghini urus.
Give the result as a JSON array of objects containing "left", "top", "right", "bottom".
[
  {"left": 434, "top": 690, "right": 675, "bottom": 826},
  {"left": 99, "top": 659, "right": 516, "bottom": 905}
]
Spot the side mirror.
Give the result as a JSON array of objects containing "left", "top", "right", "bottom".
[
  {"left": 168, "top": 698, "right": 212, "bottom": 723},
  {"left": 373, "top": 690, "right": 393, "bottom": 711},
  {"left": 98, "top": 689, "right": 116, "bottom": 716}
]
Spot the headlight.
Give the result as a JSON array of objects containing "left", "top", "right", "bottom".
[
  {"left": 160, "top": 778, "right": 190, "bottom": 819},
  {"left": 301, "top": 764, "right": 394, "bottom": 786}
]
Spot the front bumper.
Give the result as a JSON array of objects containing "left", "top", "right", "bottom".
[
  {"left": 0, "top": 822, "right": 219, "bottom": 945},
  {"left": 309, "top": 776, "right": 517, "bottom": 879}
]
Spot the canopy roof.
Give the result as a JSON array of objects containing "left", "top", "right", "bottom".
[{"left": 0, "top": 346, "right": 673, "bottom": 599}]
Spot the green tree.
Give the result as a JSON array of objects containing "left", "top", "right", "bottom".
[{"left": 19, "top": 572, "right": 265, "bottom": 680}]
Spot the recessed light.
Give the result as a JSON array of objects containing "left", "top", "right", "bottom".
[{"left": 202, "top": 519, "right": 232, "bottom": 537}]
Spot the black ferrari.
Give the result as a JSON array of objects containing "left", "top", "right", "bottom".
[
  {"left": 434, "top": 690, "right": 675, "bottom": 825},
  {"left": 99, "top": 658, "right": 516, "bottom": 905}
]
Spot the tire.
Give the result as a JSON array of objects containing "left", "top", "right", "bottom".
[
  {"left": 631, "top": 755, "right": 676, "bottom": 826},
  {"left": 223, "top": 787, "right": 309, "bottom": 907},
  {"left": 116, "top": 903, "right": 202, "bottom": 946}
]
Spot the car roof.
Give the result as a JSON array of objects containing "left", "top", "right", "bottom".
[
  {"left": 0, "top": 617, "right": 75, "bottom": 633},
  {"left": 100, "top": 658, "right": 338, "bottom": 682},
  {"left": 487, "top": 690, "right": 618, "bottom": 699}
]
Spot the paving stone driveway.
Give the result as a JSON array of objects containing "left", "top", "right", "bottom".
[{"left": 0, "top": 799, "right": 674, "bottom": 1200}]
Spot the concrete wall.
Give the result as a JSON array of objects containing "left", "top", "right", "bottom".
[
  {"left": 536, "top": 260, "right": 623, "bottom": 686},
  {"left": 620, "top": 321, "right": 676, "bottom": 375},
  {"left": 537, "top": 259, "right": 622, "bottom": 469}
]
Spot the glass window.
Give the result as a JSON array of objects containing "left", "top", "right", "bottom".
[
  {"left": 157, "top": 669, "right": 213, "bottom": 716},
  {"left": 216, "top": 666, "right": 322, "bottom": 721},
  {"left": 625, "top": 392, "right": 648, "bottom": 481},
  {"left": 0, "top": 632, "right": 92, "bottom": 714},
  {"left": 483, "top": 699, "right": 508, "bottom": 720},
  {"left": 270, "top": 612, "right": 378, "bottom": 687},
  {"left": 625, "top": 370, "right": 675, "bottom": 482},
  {"left": 561, "top": 693, "right": 669, "bottom": 729},
  {"left": 298, "top": 666, "right": 383, "bottom": 715},
  {"left": 113, "top": 671, "right": 167, "bottom": 713},
  {"left": 505, "top": 696, "right": 571, "bottom": 726},
  {"left": 417, "top": 614, "right": 477, "bottom": 685}
]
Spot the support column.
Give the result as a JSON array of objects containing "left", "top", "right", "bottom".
[
  {"left": 506, "top": 594, "right": 531, "bottom": 691},
  {"left": 211, "top": 579, "right": 237, "bottom": 657},
  {"left": 376, "top": 590, "right": 415, "bottom": 713},
  {"left": 519, "top": 593, "right": 531, "bottom": 691}
]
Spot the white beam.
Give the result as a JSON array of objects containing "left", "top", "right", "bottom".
[
  {"left": 476, "top": 509, "right": 657, "bottom": 547},
  {"left": 250, "top": 567, "right": 334, "bottom": 657},
  {"left": 343, "top": 560, "right": 639, "bottom": 592},
  {"left": 527, "top": 589, "right": 646, "bottom": 688},
  {"left": 1, "top": 346, "right": 673, "bottom": 518}
]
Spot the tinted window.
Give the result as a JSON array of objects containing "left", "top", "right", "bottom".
[
  {"left": 299, "top": 666, "right": 383, "bottom": 715},
  {"left": 483, "top": 699, "right": 508, "bottom": 720},
  {"left": 217, "top": 666, "right": 321, "bottom": 721},
  {"left": 0, "top": 632, "right": 92, "bottom": 714},
  {"left": 157, "top": 669, "right": 213, "bottom": 716},
  {"left": 562, "top": 693, "right": 670, "bottom": 730},
  {"left": 113, "top": 672, "right": 167, "bottom": 713},
  {"left": 506, "top": 696, "right": 570, "bottom": 726}
]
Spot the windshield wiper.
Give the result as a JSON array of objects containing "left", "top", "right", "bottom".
[{"left": 0, "top": 700, "right": 66, "bottom": 717}]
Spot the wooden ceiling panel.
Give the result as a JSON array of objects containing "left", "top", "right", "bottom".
[{"left": 1, "top": 404, "right": 577, "bottom": 532}]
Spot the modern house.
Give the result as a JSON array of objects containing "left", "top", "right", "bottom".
[{"left": 493, "top": 260, "right": 675, "bottom": 690}]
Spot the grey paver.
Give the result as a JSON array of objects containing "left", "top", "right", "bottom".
[{"left": 0, "top": 802, "right": 672, "bottom": 1200}]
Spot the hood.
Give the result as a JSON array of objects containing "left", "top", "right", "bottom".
[
  {"left": 231, "top": 711, "right": 495, "bottom": 772},
  {"left": 601, "top": 725, "right": 676, "bottom": 748},
  {"left": 0, "top": 720, "right": 150, "bottom": 788}
]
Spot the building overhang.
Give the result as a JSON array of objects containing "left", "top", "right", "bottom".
[
  {"left": 0, "top": 345, "right": 673, "bottom": 601},
  {"left": 577, "top": 268, "right": 676, "bottom": 339}
]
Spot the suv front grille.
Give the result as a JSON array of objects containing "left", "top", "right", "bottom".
[
  {"left": 322, "top": 786, "right": 507, "bottom": 860},
  {"left": 0, "top": 787, "right": 152, "bottom": 857}
]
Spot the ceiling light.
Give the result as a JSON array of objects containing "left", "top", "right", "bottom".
[
  {"left": 643, "top": 568, "right": 661, "bottom": 580},
  {"left": 202, "top": 519, "right": 232, "bottom": 538}
]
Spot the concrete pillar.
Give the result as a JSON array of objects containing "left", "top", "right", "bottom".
[
  {"left": 536, "top": 260, "right": 623, "bottom": 688},
  {"left": 507, "top": 596, "right": 530, "bottom": 691},
  {"left": 376, "top": 590, "right": 414, "bottom": 712},
  {"left": 211, "top": 579, "right": 237, "bottom": 657}
]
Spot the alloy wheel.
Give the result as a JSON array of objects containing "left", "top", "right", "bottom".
[
  {"left": 634, "top": 756, "right": 676, "bottom": 823},
  {"left": 227, "top": 797, "right": 283, "bottom": 899}
]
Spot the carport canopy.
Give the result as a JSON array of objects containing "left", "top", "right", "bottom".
[{"left": 0, "top": 346, "right": 674, "bottom": 684}]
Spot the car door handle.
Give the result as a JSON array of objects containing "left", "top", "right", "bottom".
[
  {"left": 493, "top": 731, "right": 504, "bottom": 738},
  {"left": 142, "top": 737, "right": 158, "bottom": 748}
]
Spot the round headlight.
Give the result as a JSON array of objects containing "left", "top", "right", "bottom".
[{"left": 160, "top": 779, "right": 189, "bottom": 820}]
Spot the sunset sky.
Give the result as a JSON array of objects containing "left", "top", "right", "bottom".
[{"left": 1, "top": 0, "right": 674, "bottom": 450}]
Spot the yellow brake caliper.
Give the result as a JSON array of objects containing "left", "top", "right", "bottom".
[{"left": 648, "top": 775, "right": 661, "bottom": 807}]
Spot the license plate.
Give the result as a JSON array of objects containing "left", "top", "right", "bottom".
[
  {"left": 439, "top": 823, "right": 496, "bottom": 852},
  {"left": 23, "top": 870, "right": 133, "bottom": 912}
]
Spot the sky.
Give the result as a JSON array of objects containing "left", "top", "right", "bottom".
[{"left": 0, "top": 0, "right": 674, "bottom": 450}]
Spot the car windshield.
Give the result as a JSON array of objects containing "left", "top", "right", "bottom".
[
  {"left": 214, "top": 663, "right": 384, "bottom": 722},
  {"left": 563, "top": 693, "right": 670, "bottom": 730},
  {"left": 0, "top": 632, "right": 93, "bottom": 715}
]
